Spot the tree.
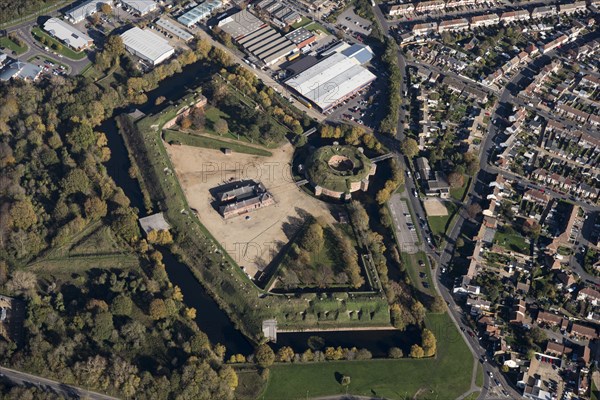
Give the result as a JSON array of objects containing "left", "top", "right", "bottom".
[
  {"left": 522, "top": 220, "right": 541, "bottom": 239},
  {"left": 276, "top": 346, "right": 294, "bottom": 362},
  {"left": 401, "top": 138, "right": 419, "bottom": 158},
  {"left": 430, "top": 296, "right": 446, "bottom": 313},
  {"left": 409, "top": 344, "right": 425, "bottom": 358},
  {"left": 111, "top": 295, "right": 133, "bottom": 316},
  {"left": 466, "top": 203, "right": 482, "bottom": 220},
  {"left": 299, "top": 222, "right": 323, "bottom": 253},
  {"left": 341, "top": 375, "right": 351, "bottom": 387},
  {"left": 254, "top": 344, "right": 275, "bottom": 368},
  {"left": 84, "top": 196, "right": 107, "bottom": 220},
  {"left": 421, "top": 328, "right": 437, "bottom": 357},
  {"left": 92, "top": 312, "right": 114, "bottom": 342},
  {"left": 214, "top": 118, "right": 228, "bottom": 135},
  {"left": 447, "top": 172, "right": 465, "bottom": 188},
  {"left": 179, "top": 115, "right": 192, "bottom": 130},
  {"left": 9, "top": 199, "right": 37, "bottom": 230},
  {"left": 104, "top": 34, "right": 124, "bottom": 58},
  {"left": 149, "top": 299, "right": 167, "bottom": 320},
  {"left": 388, "top": 347, "right": 403, "bottom": 358}
]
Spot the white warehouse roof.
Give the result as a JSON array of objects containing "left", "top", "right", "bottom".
[
  {"left": 286, "top": 51, "right": 376, "bottom": 111},
  {"left": 155, "top": 18, "right": 194, "bottom": 41},
  {"left": 121, "top": 27, "right": 175, "bottom": 65},
  {"left": 66, "top": 0, "right": 111, "bottom": 23},
  {"left": 43, "top": 18, "right": 92, "bottom": 50},
  {"left": 122, "top": 0, "right": 157, "bottom": 15}
]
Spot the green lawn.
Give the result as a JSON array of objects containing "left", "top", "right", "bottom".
[
  {"left": 401, "top": 251, "right": 434, "bottom": 296},
  {"left": 0, "top": 36, "right": 27, "bottom": 55},
  {"left": 31, "top": 26, "right": 88, "bottom": 60},
  {"left": 427, "top": 201, "right": 458, "bottom": 239},
  {"left": 263, "top": 312, "right": 473, "bottom": 400},
  {"left": 493, "top": 229, "right": 529, "bottom": 254},
  {"left": 476, "top": 363, "right": 483, "bottom": 387},
  {"left": 291, "top": 16, "right": 312, "bottom": 29},
  {"left": 450, "top": 176, "right": 469, "bottom": 201},
  {"left": 163, "top": 130, "right": 272, "bottom": 157}
]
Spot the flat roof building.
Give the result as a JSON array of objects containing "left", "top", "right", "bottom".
[
  {"left": 121, "top": 26, "right": 175, "bottom": 66},
  {"left": 286, "top": 44, "right": 376, "bottom": 111},
  {"left": 122, "top": 0, "right": 157, "bottom": 15},
  {"left": 237, "top": 25, "right": 296, "bottom": 66},
  {"left": 156, "top": 18, "right": 194, "bottom": 41},
  {"left": 43, "top": 18, "right": 93, "bottom": 51},
  {"left": 217, "top": 9, "right": 265, "bottom": 40},
  {"left": 65, "top": 0, "right": 111, "bottom": 23},
  {"left": 285, "top": 27, "right": 316, "bottom": 49},
  {"left": 177, "top": 0, "right": 222, "bottom": 27}
]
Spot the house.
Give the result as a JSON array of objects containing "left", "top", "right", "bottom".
[
  {"left": 389, "top": 3, "right": 414, "bottom": 16},
  {"left": 558, "top": 2, "right": 587, "bottom": 14},
  {"left": 536, "top": 311, "right": 563, "bottom": 327},
  {"left": 545, "top": 341, "right": 572, "bottom": 358},
  {"left": 470, "top": 13, "right": 499, "bottom": 27},
  {"left": 570, "top": 323, "right": 597, "bottom": 340},
  {"left": 577, "top": 287, "right": 600, "bottom": 305},
  {"left": 412, "top": 22, "right": 438, "bottom": 35},
  {"left": 531, "top": 6, "right": 557, "bottom": 18},
  {"left": 556, "top": 104, "right": 589, "bottom": 122},
  {"left": 414, "top": 0, "right": 445, "bottom": 12},
  {"left": 500, "top": 10, "right": 531, "bottom": 23},
  {"left": 510, "top": 299, "right": 527, "bottom": 324},
  {"left": 466, "top": 297, "right": 492, "bottom": 314},
  {"left": 438, "top": 18, "right": 469, "bottom": 32},
  {"left": 523, "top": 189, "right": 551, "bottom": 206},
  {"left": 540, "top": 34, "right": 569, "bottom": 54}
]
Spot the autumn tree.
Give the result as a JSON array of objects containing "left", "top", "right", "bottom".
[
  {"left": 299, "top": 221, "right": 323, "bottom": 253},
  {"left": 214, "top": 118, "right": 229, "bottom": 135},
  {"left": 409, "top": 344, "right": 425, "bottom": 358},
  {"left": 388, "top": 347, "right": 403, "bottom": 358},
  {"left": 276, "top": 346, "right": 295, "bottom": 362},
  {"left": 149, "top": 298, "right": 167, "bottom": 320},
  {"left": 421, "top": 328, "right": 437, "bottom": 357},
  {"left": 401, "top": 138, "right": 419, "bottom": 159},
  {"left": 466, "top": 203, "right": 483, "bottom": 220},
  {"left": 447, "top": 172, "right": 465, "bottom": 189},
  {"left": 254, "top": 344, "right": 275, "bottom": 368}
]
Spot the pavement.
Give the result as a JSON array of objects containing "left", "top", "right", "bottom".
[
  {"left": 388, "top": 193, "right": 420, "bottom": 254},
  {"left": 0, "top": 365, "right": 119, "bottom": 400}
]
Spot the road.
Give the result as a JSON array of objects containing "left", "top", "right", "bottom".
[{"left": 0, "top": 365, "right": 119, "bottom": 400}]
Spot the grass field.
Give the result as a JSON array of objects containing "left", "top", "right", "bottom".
[
  {"left": 163, "top": 130, "right": 272, "bottom": 156},
  {"left": 427, "top": 201, "right": 458, "bottom": 239},
  {"left": 493, "top": 228, "right": 529, "bottom": 254},
  {"left": 263, "top": 312, "right": 473, "bottom": 399},
  {"left": 0, "top": 36, "right": 27, "bottom": 54},
  {"left": 31, "top": 26, "right": 88, "bottom": 60},
  {"left": 476, "top": 363, "right": 483, "bottom": 387}
]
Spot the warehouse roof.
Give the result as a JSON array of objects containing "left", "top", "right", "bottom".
[
  {"left": 122, "top": 0, "right": 157, "bottom": 14},
  {"left": 341, "top": 43, "right": 373, "bottom": 64},
  {"left": 43, "top": 18, "right": 92, "bottom": 50},
  {"left": 286, "top": 51, "right": 376, "bottom": 110},
  {"left": 285, "top": 27, "right": 314, "bottom": 44},
  {"left": 177, "top": 0, "right": 221, "bottom": 27},
  {"left": 156, "top": 18, "right": 194, "bottom": 41},
  {"left": 121, "top": 27, "right": 174, "bottom": 63},
  {"left": 65, "top": 0, "right": 104, "bottom": 22},
  {"left": 217, "top": 9, "right": 264, "bottom": 39}
]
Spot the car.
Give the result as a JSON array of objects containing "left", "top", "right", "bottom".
[
  {"left": 412, "top": 189, "right": 418, "bottom": 197},
  {"left": 418, "top": 260, "right": 425, "bottom": 267},
  {"left": 488, "top": 371, "right": 493, "bottom": 378}
]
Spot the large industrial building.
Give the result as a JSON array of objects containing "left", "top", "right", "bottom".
[
  {"left": 155, "top": 18, "right": 194, "bottom": 42},
  {"left": 177, "top": 0, "right": 222, "bottom": 27},
  {"left": 43, "top": 18, "right": 93, "bottom": 51},
  {"left": 285, "top": 43, "right": 376, "bottom": 111},
  {"left": 122, "top": 0, "right": 157, "bottom": 15},
  {"left": 65, "top": 0, "right": 111, "bottom": 23},
  {"left": 217, "top": 9, "right": 266, "bottom": 40},
  {"left": 237, "top": 25, "right": 296, "bottom": 66},
  {"left": 255, "top": 0, "right": 301, "bottom": 27},
  {"left": 120, "top": 27, "right": 175, "bottom": 66}
]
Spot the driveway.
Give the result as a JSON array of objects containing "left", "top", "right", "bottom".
[{"left": 389, "top": 193, "right": 420, "bottom": 254}]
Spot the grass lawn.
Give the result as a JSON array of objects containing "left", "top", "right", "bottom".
[
  {"left": 476, "top": 363, "right": 483, "bottom": 387},
  {"left": 31, "top": 26, "right": 88, "bottom": 60},
  {"left": 291, "top": 16, "right": 312, "bottom": 29},
  {"left": 450, "top": 176, "right": 469, "bottom": 201},
  {"left": 401, "top": 251, "right": 433, "bottom": 296},
  {"left": 163, "top": 129, "right": 272, "bottom": 157},
  {"left": 304, "top": 21, "right": 329, "bottom": 34},
  {"left": 235, "top": 368, "right": 265, "bottom": 400},
  {"left": 493, "top": 229, "right": 529, "bottom": 254},
  {"left": 427, "top": 201, "right": 458, "bottom": 239},
  {"left": 0, "top": 36, "right": 27, "bottom": 55},
  {"left": 263, "top": 312, "right": 473, "bottom": 400}
]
